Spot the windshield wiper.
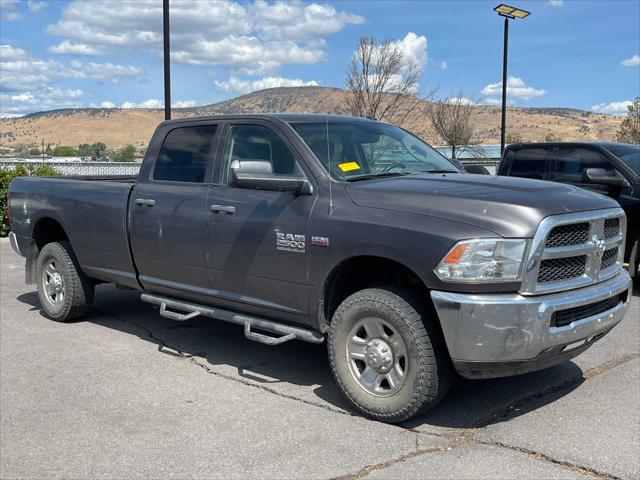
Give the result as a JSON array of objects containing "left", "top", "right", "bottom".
[
  {"left": 422, "top": 169, "right": 460, "bottom": 174},
  {"left": 346, "top": 172, "right": 411, "bottom": 182}
]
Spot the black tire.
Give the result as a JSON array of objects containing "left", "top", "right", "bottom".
[
  {"left": 328, "top": 288, "right": 451, "bottom": 423},
  {"left": 36, "top": 241, "right": 94, "bottom": 322}
]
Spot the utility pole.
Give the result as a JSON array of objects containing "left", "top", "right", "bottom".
[
  {"left": 41, "top": 138, "right": 45, "bottom": 162},
  {"left": 163, "top": 0, "right": 171, "bottom": 120},
  {"left": 500, "top": 16, "right": 509, "bottom": 155}
]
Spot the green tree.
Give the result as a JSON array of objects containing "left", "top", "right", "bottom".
[
  {"left": 28, "top": 147, "right": 41, "bottom": 156},
  {"left": 52, "top": 145, "right": 79, "bottom": 157},
  {"left": 91, "top": 142, "right": 107, "bottom": 159},
  {"left": 616, "top": 97, "right": 640, "bottom": 144},
  {"left": 114, "top": 144, "right": 137, "bottom": 162},
  {"left": 1, "top": 165, "right": 59, "bottom": 236},
  {"left": 78, "top": 143, "right": 92, "bottom": 158},
  {"left": 544, "top": 133, "right": 561, "bottom": 142}
]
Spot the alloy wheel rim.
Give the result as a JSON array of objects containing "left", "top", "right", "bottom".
[
  {"left": 346, "top": 316, "right": 408, "bottom": 397},
  {"left": 42, "top": 260, "right": 65, "bottom": 305}
]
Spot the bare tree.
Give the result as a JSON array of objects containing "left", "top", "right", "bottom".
[
  {"left": 346, "top": 36, "right": 423, "bottom": 123},
  {"left": 426, "top": 92, "right": 485, "bottom": 159},
  {"left": 616, "top": 96, "right": 640, "bottom": 144}
]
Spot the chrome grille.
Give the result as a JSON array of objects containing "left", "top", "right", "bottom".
[
  {"left": 520, "top": 208, "right": 626, "bottom": 295},
  {"left": 601, "top": 247, "right": 618, "bottom": 270},
  {"left": 604, "top": 218, "right": 620, "bottom": 239},
  {"left": 538, "top": 256, "right": 587, "bottom": 283},
  {"left": 545, "top": 223, "right": 589, "bottom": 247}
]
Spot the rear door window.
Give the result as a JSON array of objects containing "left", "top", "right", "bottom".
[
  {"left": 508, "top": 147, "right": 553, "bottom": 180},
  {"left": 153, "top": 125, "right": 217, "bottom": 183}
]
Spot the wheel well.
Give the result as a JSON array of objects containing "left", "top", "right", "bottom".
[
  {"left": 323, "top": 256, "right": 430, "bottom": 324},
  {"left": 32, "top": 217, "right": 68, "bottom": 249}
]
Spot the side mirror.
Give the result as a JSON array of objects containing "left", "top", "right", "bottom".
[
  {"left": 582, "top": 168, "right": 629, "bottom": 188},
  {"left": 230, "top": 160, "right": 313, "bottom": 194}
]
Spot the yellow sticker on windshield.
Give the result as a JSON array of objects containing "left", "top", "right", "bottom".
[{"left": 338, "top": 162, "right": 361, "bottom": 172}]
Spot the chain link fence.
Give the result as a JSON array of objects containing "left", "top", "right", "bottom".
[{"left": 0, "top": 160, "right": 142, "bottom": 176}]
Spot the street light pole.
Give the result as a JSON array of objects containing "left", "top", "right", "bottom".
[
  {"left": 500, "top": 16, "right": 509, "bottom": 155},
  {"left": 493, "top": 4, "right": 530, "bottom": 155},
  {"left": 163, "top": 0, "right": 171, "bottom": 120}
]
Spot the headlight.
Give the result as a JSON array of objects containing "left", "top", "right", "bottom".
[{"left": 435, "top": 239, "right": 528, "bottom": 283}]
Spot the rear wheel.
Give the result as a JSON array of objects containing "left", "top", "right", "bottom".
[
  {"left": 328, "top": 288, "right": 451, "bottom": 423},
  {"left": 36, "top": 241, "right": 94, "bottom": 321}
]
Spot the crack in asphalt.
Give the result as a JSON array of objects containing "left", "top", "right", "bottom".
[
  {"left": 473, "top": 352, "right": 640, "bottom": 428},
  {"left": 475, "top": 440, "right": 620, "bottom": 480},
  {"left": 93, "top": 307, "right": 197, "bottom": 359},
  {"left": 332, "top": 446, "right": 448, "bottom": 480}
]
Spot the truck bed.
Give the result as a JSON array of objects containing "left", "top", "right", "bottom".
[{"left": 9, "top": 176, "right": 138, "bottom": 288}]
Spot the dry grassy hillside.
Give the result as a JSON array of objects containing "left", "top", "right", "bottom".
[{"left": 0, "top": 86, "right": 623, "bottom": 149}]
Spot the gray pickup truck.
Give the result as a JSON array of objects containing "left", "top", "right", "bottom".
[{"left": 8, "top": 114, "right": 633, "bottom": 423}]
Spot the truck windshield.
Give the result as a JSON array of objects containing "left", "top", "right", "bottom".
[
  {"left": 290, "top": 121, "right": 460, "bottom": 181},
  {"left": 605, "top": 144, "right": 640, "bottom": 176}
]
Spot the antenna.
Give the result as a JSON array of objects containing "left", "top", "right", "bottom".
[{"left": 324, "top": 78, "right": 334, "bottom": 214}]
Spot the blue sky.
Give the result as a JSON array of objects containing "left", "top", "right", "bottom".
[{"left": 1, "top": 0, "right": 638, "bottom": 117}]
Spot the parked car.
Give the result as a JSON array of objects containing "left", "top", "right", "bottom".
[
  {"left": 8, "top": 115, "right": 633, "bottom": 423},
  {"left": 498, "top": 142, "right": 640, "bottom": 280}
]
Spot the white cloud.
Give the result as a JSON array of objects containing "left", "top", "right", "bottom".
[
  {"left": 0, "top": 87, "right": 85, "bottom": 115},
  {"left": 27, "top": 0, "right": 46, "bottom": 13},
  {"left": 251, "top": 1, "right": 363, "bottom": 41},
  {"left": 393, "top": 32, "right": 428, "bottom": 69},
  {"left": 0, "top": 113, "right": 25, "bottom": 118},
  {"left": 591, "top": 100, "right": 632, "bottom": 115},
  {"left": 47, "top": 41, "right": 104, "bottom": 56},
  {"left": 620, "top": 54, "right": 640, "bottom": 67},
  {"left": 119, "top": 99, "right": 197, "bottom": 109},
  {"left": 547, "top": 0, "right": 563, "bottom": 6},
  {"left": 172, "top": 100, "right": 198, "bottom": 108},
  {"left": 446, "top": 96, "right": 476, "bottom": 106},
  {"left": 0, "top": 44, "right": 143, "bottom": 91},
  {"left": 100, "top": 101, "right": 117, "bottom": 109},
  {"left": 481, "top": 76, "right": 546, "bottom": 101},
  {"left": 10, "top": 92, "right": 35, "bottom": 102},
  {"left": 45, "top": 0, "right": 362, "bottom": 74},
  {"left": 214, "top": 75, "right": 319, "bottom": 94},
  {"left": 122, "top": 99, "right": 164, "bottom": 109},
  {"left": 0, "top": 0, "right": 22, "bottom": 21},
  {"left": 0, "top": 43, "right": 143, "bottom": 116},
  {"left": 68, "top": 60, "right": 143, "bottom": 82},
  {"left": 439, "top": 61, "right": 448, "bottom": 71}
]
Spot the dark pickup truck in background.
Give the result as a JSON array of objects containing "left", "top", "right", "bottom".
[
  {"left": 8, "top": 115, "right": 633, "bottom": 423},
  {"left": 497, "top": 142, "right": 640, "bottom": 279}
]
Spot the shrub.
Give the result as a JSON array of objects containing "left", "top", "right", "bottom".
[{"left": 0, "top": 164, "right": 59, "bottom": 237}]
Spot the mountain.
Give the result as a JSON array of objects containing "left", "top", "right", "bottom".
[{"left": 0, "top": 86, "right": 623, "bottom": 149}]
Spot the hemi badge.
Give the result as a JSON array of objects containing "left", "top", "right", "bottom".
[{"left": 311, "top": 236, "right": 330, "bottom": 247}]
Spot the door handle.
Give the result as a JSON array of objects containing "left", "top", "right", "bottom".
[
  {"left": 134, "top": 198, "right": 156, "bottom": 207},
  {"left": 209, "top": 204, "right": 235, "bottom": 215}
]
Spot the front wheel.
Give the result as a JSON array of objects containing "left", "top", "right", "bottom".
[
  {"left": 36, "top": 241, "right": 94, "bottom": 322},
  {"left": 328, "top": 288, "right": 451, "bottom": 423}
]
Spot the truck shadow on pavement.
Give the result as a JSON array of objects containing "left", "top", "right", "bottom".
[{"left": 19, "top": 283, "right": 630, "bottom": 431}]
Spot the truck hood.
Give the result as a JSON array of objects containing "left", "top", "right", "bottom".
[{"left": 345, "top": 173, "right": 620, "bottom": 237}]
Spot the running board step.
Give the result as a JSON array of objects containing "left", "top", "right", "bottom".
[{"left": 140, "top": 293, "right": 324, "bottom": 345}]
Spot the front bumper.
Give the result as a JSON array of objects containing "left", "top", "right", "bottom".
[{"left": 431, "top": 271, "right": 633, "bottom": 379}]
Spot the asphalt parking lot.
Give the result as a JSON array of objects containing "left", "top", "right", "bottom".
[{"left": 1, "top": 239, "right": 638, "bottom": 480}]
